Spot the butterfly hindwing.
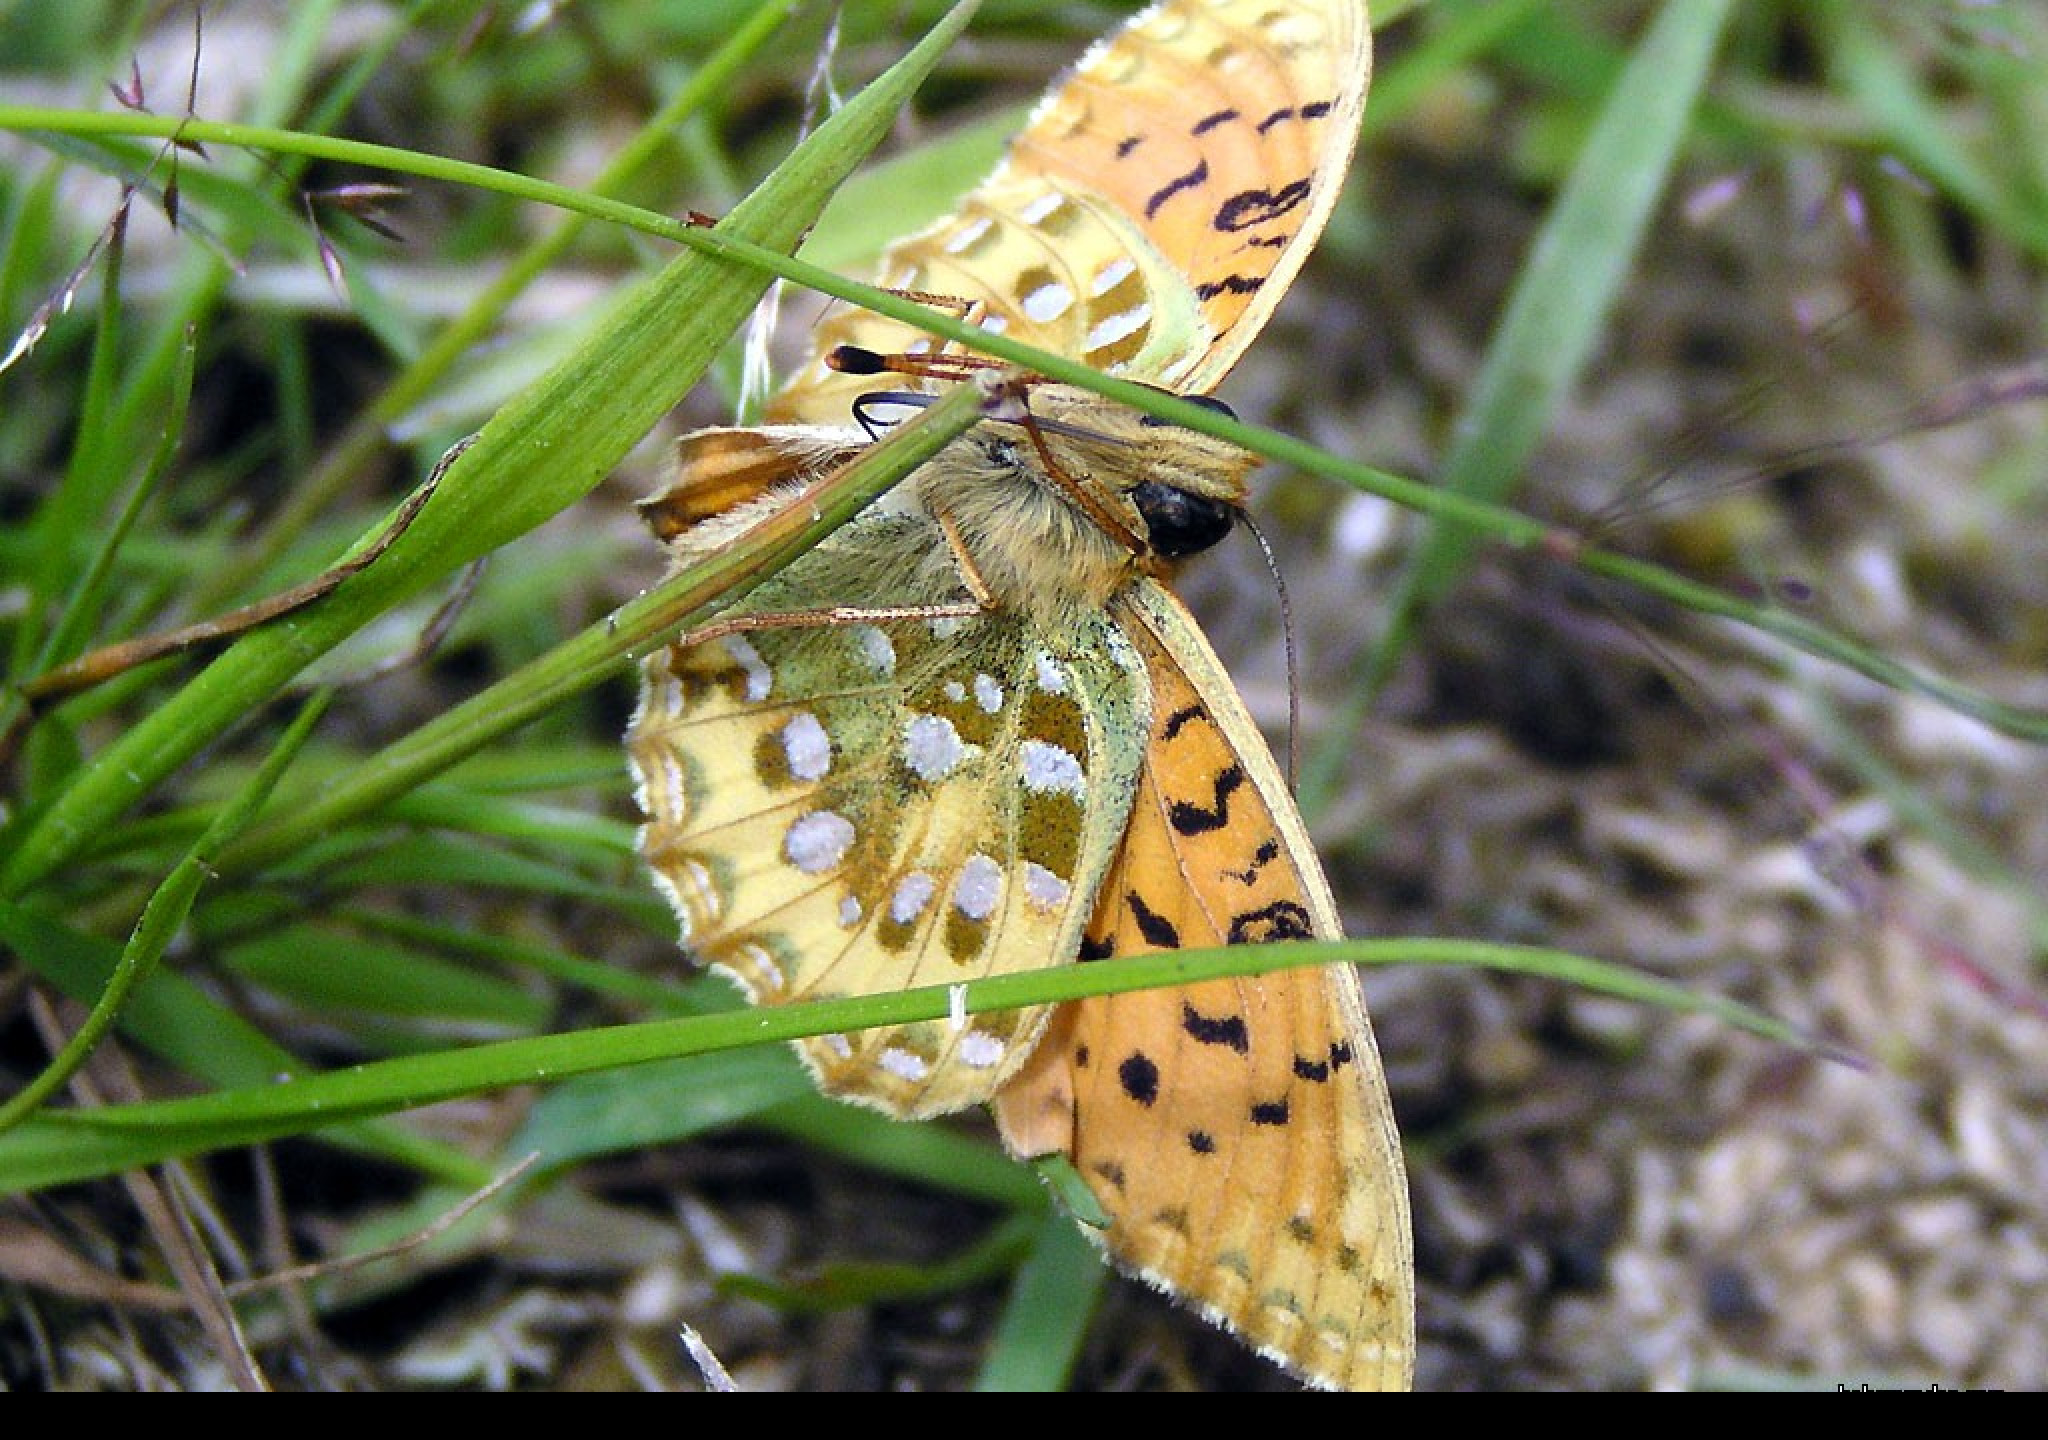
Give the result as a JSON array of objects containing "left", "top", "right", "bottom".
[
  {"left": 994, "top": 581, "right": 1413, "bottom": 1391},
  {"left": 628, "top": 514, "right": 1151, "bottom": 1118}
]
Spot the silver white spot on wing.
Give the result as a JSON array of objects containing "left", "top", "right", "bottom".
[
  {"left": 902, "top": 713, "right": 969, "bottom": 783},
  {"left": 1023, "top": 862, "right": 1070, "bottom": 914},
  {"left": 1085, "top": 301, "right": 1152, "bottom": 352},
  {"left": 973, "top": 673, "right": 1004, "bottom": 714},
  {"left": 1091, "top": 256, "right": 1136, "bottom": 295},
  {"left": 729, "top": 941, "right": 786, "bottom": 994},
  {"left": 1034, "top": 652, "right": 1069, "bottom": 693},
  {"left": 635, "top": 665, "right": 686, "bottom": 722},
  {"left": 648, "top": 863, "right": 711, "bottom": 939},
  {"left": 630, "top": 749, "right": 688, "bottom": 824},
  {"left": 838, "top": 894, "right": 863, "bottom": 929},
  {"left": 784, "top": 811, "right": 855, "bottom": 875},
  {"left": 853, "top": 626, "right": 896, "bottom": 676},
  {"left": 943, "top": 215, "right": 994, "bottom": 254},
  {"left": 954, "top": 854, "right": 1003, "bottom": 922},
  {"left": 1017, "top": 190, "right": 1067, "bottom": 226},
  {"left": 1021, "top": 280, "right": 1074, "bottom": 324},
  {"left": 722, "top": 636, "right": 772, "bottom": 702},
  {"left": 959, "top": 1029, "right": 1006, "bottom": 1069},
  {"left": 890, "top": 870, "right": 937, "bottom": 925},
  {"left": 879, "top": 1047, "right": 930, "bottom": 1082},
  {"left": 1020, "top": 738, "right": 1086, "bottom": 799},
  {"left": 778, "top": 711, "right": 832, "bottom": 781}
]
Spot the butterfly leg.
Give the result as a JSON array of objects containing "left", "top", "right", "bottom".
[
  {"left": 666, "top": 494, "right": 1009, "bottom": 651},
  {"left": 667, "top": 596, "right": 988, "bottom": 654}
]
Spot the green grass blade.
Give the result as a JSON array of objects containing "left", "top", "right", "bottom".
[
  {"left": 974, "top": 1209, "right": 1107, "bottom": 1392},
  {"left": 1814, "top": 0, "right": 2048, "bottom": 260},
  {"left": 0, "top": 932, "right": 1821, "bottom": 1196},
  {"left": 197, "top": 0, "right": 812, "bottom": 609}
]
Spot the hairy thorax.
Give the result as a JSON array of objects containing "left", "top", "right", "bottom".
[{"left": 912, "top": 384, "right": 1261, "bottom": 629}]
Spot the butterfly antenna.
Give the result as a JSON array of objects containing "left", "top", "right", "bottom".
[{"left": 1239, "top": 510, "right": 1303, "bottom": 791}]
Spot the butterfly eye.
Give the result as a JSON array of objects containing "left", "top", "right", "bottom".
[
  {"left": 1130, "top": 479, "right": 1236, "bottom": 558},
  {"left": 1140, "top": 393, "right": 1238, "bottom": 428}
]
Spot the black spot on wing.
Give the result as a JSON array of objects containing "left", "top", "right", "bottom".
[
  {"left": 1194, "top": 273, "right": 1265, "bottom": 301},
  {"left": 1257, "top": 97, "right": 1334, "bottom": 134},
  {"left": 1215, "top": 180, "right": 1311, "bottom": 232},
  {"left": 1187, "top": 1130, "right": 1216, "bottom": 1155},
  {"left": 1119, "top": 1052, "right": 1160, "bottom": 1106},
  {"left": 1145, "top": 158, "right": 1210, "bottom": 219},
  {"left": 1160, "top": 704, "right": 1206, "bottom": 741},
  {"left": 1152, "top": 1206, "right": 1192, "bottom": 1236},
  {"left": 1226, "top": 898, "right": 1315, "bottom": 945},
  {"left": 1115, "top": 134, "right": 1143, "bottom": 159},
  {"left": 1226, "top": 837, "right": 1282, "bottom": 886},
  {"left": 1192, "top": 107, "right": 1240, "bottom": 136},
  {"left": 1250, "top": 1099, "right": 1291, "bottom": 1127},
  {"left": 1079, "top": 932, "right": 1113, "bottom": 962},
  {"left": 1127, "top": 891, "right": 1182, "bottom": 949},
  {"left": 1168, "top": 764, "right": 1244, "bottom": 836},
  {"left": 1181, "top": 1001, "right": 1249, "bottom": 1052}
]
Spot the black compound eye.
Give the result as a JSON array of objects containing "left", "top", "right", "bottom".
[
  {"left": 1131, "top": 480, "right": 1236, "bottom": 558},
  {"left": 1140, "top": 392, "right": 1238, "bottom": 428}
]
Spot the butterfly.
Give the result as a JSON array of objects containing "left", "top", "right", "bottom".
[{"left": 625, "top": 0, "right": 1411, "bottom": 1391}]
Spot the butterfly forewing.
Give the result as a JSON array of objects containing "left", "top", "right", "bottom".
[
  {"left": 771, "top": 0, "right": 1371, "bottom": 424},
  {"left": 995, "top": 582, "right": 1412, "bottom": 1391}
]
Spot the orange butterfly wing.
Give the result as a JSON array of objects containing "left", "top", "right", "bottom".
[
  {"left": 995, "top": 582, "right": 1413, "bottom": 1392},
  {"left": 771, "top": 0, "right": 1372, "bottom": 424}
]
